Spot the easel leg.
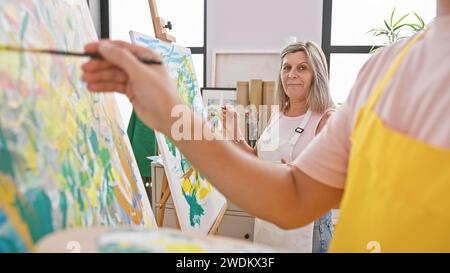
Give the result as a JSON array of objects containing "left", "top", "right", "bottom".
[
  {"left": 157, "top": 175, "right": 170, "bottom": 227},
  {"left": 208, "top": 203, "right": 228, "bottom": 235},
  {"left": 156, "top": 173, "right": 182, "bottom": 230},
  {"left": 173, "top": 209, "right": 181, "bottom": 230}
]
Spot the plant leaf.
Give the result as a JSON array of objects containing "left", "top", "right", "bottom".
[
  {"left": 405, "top": 23, "right": 423, "bottom": 32},
  {"left": 392, "top": 23, "right": 409, "bottom": 32},
  {"left": 390, "top": 7, "right": 396, "bottom": 26},
  {"left": 375, "top": 31, "right": 388, "bottom": 37},
  {"left": 367, "top": 8, "right": 427, "bottom": 47},
  {"left": 393, "top": 13, "right": 410, "bottom": 27},
  {"left": 367, "top": 27, "right": 383, "bottom": 34},
  {"left": 413, "top": 12, "right": 425, "bottom": 27},
  {"left": 384, "top": 20, "right": 392, "bottom": 31}
]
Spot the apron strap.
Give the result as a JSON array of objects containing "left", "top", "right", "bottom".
[
  {"left": 367, "top": 32, "right": 426, "bottom": 111},
  {"left": 262, "top": 110, "right": 282, "bottom": 134},
  {"left": 288, "top": 109, "right": 312, "bottom": 147}
]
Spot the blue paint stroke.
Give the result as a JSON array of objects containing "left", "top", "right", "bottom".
[{"left": 19, "top": 13, "right": 30, "bottom": 43}]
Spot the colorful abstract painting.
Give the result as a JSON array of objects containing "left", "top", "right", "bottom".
[
  {"left": 97, "top": 229, "right": 275, "bottom": 253},
  {"left": 130, "top": 31, "right": 226, "bottom": 234},
  {"left": 0, "top": 0, "right": 156, "bottom": 252},
  {"left": 35, "top": 227, "right": 277, "bottom": 253}
]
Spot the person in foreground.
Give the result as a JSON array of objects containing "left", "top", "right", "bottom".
[{"left": 81, "top": 0, "right": 450, "bottom": 252}]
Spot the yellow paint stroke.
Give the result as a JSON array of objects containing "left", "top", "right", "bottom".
[
  {"left": 37, "top": 94, "right": 61, "bottom": 130},
  {"left": 64, "top": 152, "right": 83, "bottom": 226},
  {"left": 155, "top": 238, "right": 205, "bottom": 253},
  {"left": 74, "top": 97, "right": 93, "bottom": 126},
  {"left": 198, "top": 182, "right": 212, "bottom": 201},
  {"left": 34, "top": 68, "right": 51, "bottom": 93},
  {"left": 107, "top": 98, "right": 144, "bottom": 225},
  {"left": 56, "top": 173, "right": 67, "bottom": 189},
  {"left": 24, "top": 142, "right": 38, "bottom": 175},
  {"left": 0, "top": 52, "right": 21, "bottom": 77},
  {"left": 86, "top": 168, "right": 102, "bottom": 209},
  {"left": 181, "top": 57, "right": 196, "bottom": 82},
  {"left": 0, "top": 174, "right": 34, "bottom": 250},
  {"left": 182, "top": 176, "right": 192, "bottom": 194},
  {"left": 182, "top": 168, "right": 212, "bottom": 202},
  {"left": 36, "top": 90, "right": 76, "bottom": 153}
]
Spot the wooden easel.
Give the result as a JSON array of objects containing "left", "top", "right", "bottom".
[
  {"left": 156, "top": 168, "right": 227, "bottom": 235},
  {"left": 149, "top": 0, "right": 226, "bottom": 235},
  {"left": 208, "top": 201, "right": 227, "bottom": 235},
  {"left": 156, "top": 174, "right": 180, "bottom": 229},
  {"left": 148, "top": 0, "right": 176, "bottom": 43}
]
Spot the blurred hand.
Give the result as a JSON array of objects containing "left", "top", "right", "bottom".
[
  {"left": 221, "top": 105, "right": 244, "bottom": 141},
  {"left": 81, "top": 40, "right": 183, "bottom": 135}
]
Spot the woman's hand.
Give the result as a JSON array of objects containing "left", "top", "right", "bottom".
[
  {"left": 81, "top": 40, "right": 183, "bottom": 135},
  {"left": 281, "top": 158, "right": 290, "bottom": 164},
  {"left": 221, "top": 105, "right": 244, "bottom": 141}
]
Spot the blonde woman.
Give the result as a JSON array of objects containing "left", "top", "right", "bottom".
[{"left": 222, "top": 41, "right": 335, "bottom": 252}]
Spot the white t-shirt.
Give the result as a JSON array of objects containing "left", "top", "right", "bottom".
[{"left": 258, "top": 110, "right": 332, "bottom": 162}]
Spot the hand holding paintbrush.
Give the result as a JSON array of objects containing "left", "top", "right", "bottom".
[{"left": 81, "top": 40, "right": 183, "bottom": 136}]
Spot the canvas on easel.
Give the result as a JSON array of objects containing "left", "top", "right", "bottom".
[
  {"left": 0, "top": 0, "right": 156, "bottom": 253},
  {"left": 130, "top": 31, "right": 227, "bottom": 235}
]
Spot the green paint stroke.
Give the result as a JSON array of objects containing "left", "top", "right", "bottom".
[
  {"left": 106, "top": 179, "right": 115, "bottom": 209},
  {"left": 0, "top": 209, "right": 28, "bottom": 252},
  {"left": 180, "top": 157, "right": 191, "bottom": 174},
  {"left": 78, "top": 171, "right": 89, "bottom": 188},
  {"left": 20, "top": 13, "right": 30, "bottom": 43},
  {"left": 0, "top": 235, "right": 20, "bottom": 253},
  {"left": 16, "top": 189, "right": 54, "bottom": 244},
  {"left": 77, "top": 188, "right": 85, "bottom": 212},
  {"left": 88, "top": 159, "right": 95, "bottom": 177},
  {"left": 99, "top": 148, "right": 111, "bottom": 168},
  {"left": 182, "top": 191, "right": 204, "bottom": 227},
  {"left": 59, "top": 191, "right": 68, "bottom": 229},
  {"left": 0, "top": 128, "right": 15, "bottom": 178},
  {"left": 165, "top": 137, "right": 176, "bottom": 157},
  {"left": 67, "top": 18, "right": 73, "bottom": 31},
  {"left": 61, "top": 157, "right": 75, "bottom": 192},
  {"left": 90, "top": 130, "right": 100, "bottom": 154}
]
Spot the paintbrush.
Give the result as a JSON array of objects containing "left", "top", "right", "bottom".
[{"left": 0, "top": 45, "right": 163, "bottom": 65}]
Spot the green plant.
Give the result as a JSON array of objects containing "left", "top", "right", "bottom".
[{"left": 368, "top": 7, "right": 426, "bottom": 52}]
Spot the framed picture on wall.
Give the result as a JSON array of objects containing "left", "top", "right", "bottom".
[
  {"left": 211, "top": 50, "right": 280, "bottom": 88},
  {"left": 201, "top": 87, "right": 237, "bottom": 108}
]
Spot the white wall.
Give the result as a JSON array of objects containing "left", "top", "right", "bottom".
[{"left": 206, "top": 0, "right": 323, "bottom": 86}]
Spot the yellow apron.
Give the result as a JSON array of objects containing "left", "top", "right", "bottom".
[{"left": 330, "top": 32, "right": 450, "bottom": 252}]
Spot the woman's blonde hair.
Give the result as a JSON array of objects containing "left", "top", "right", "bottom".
[{"left": 277, "top": 41, "right": 335, "bottom": 113}]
